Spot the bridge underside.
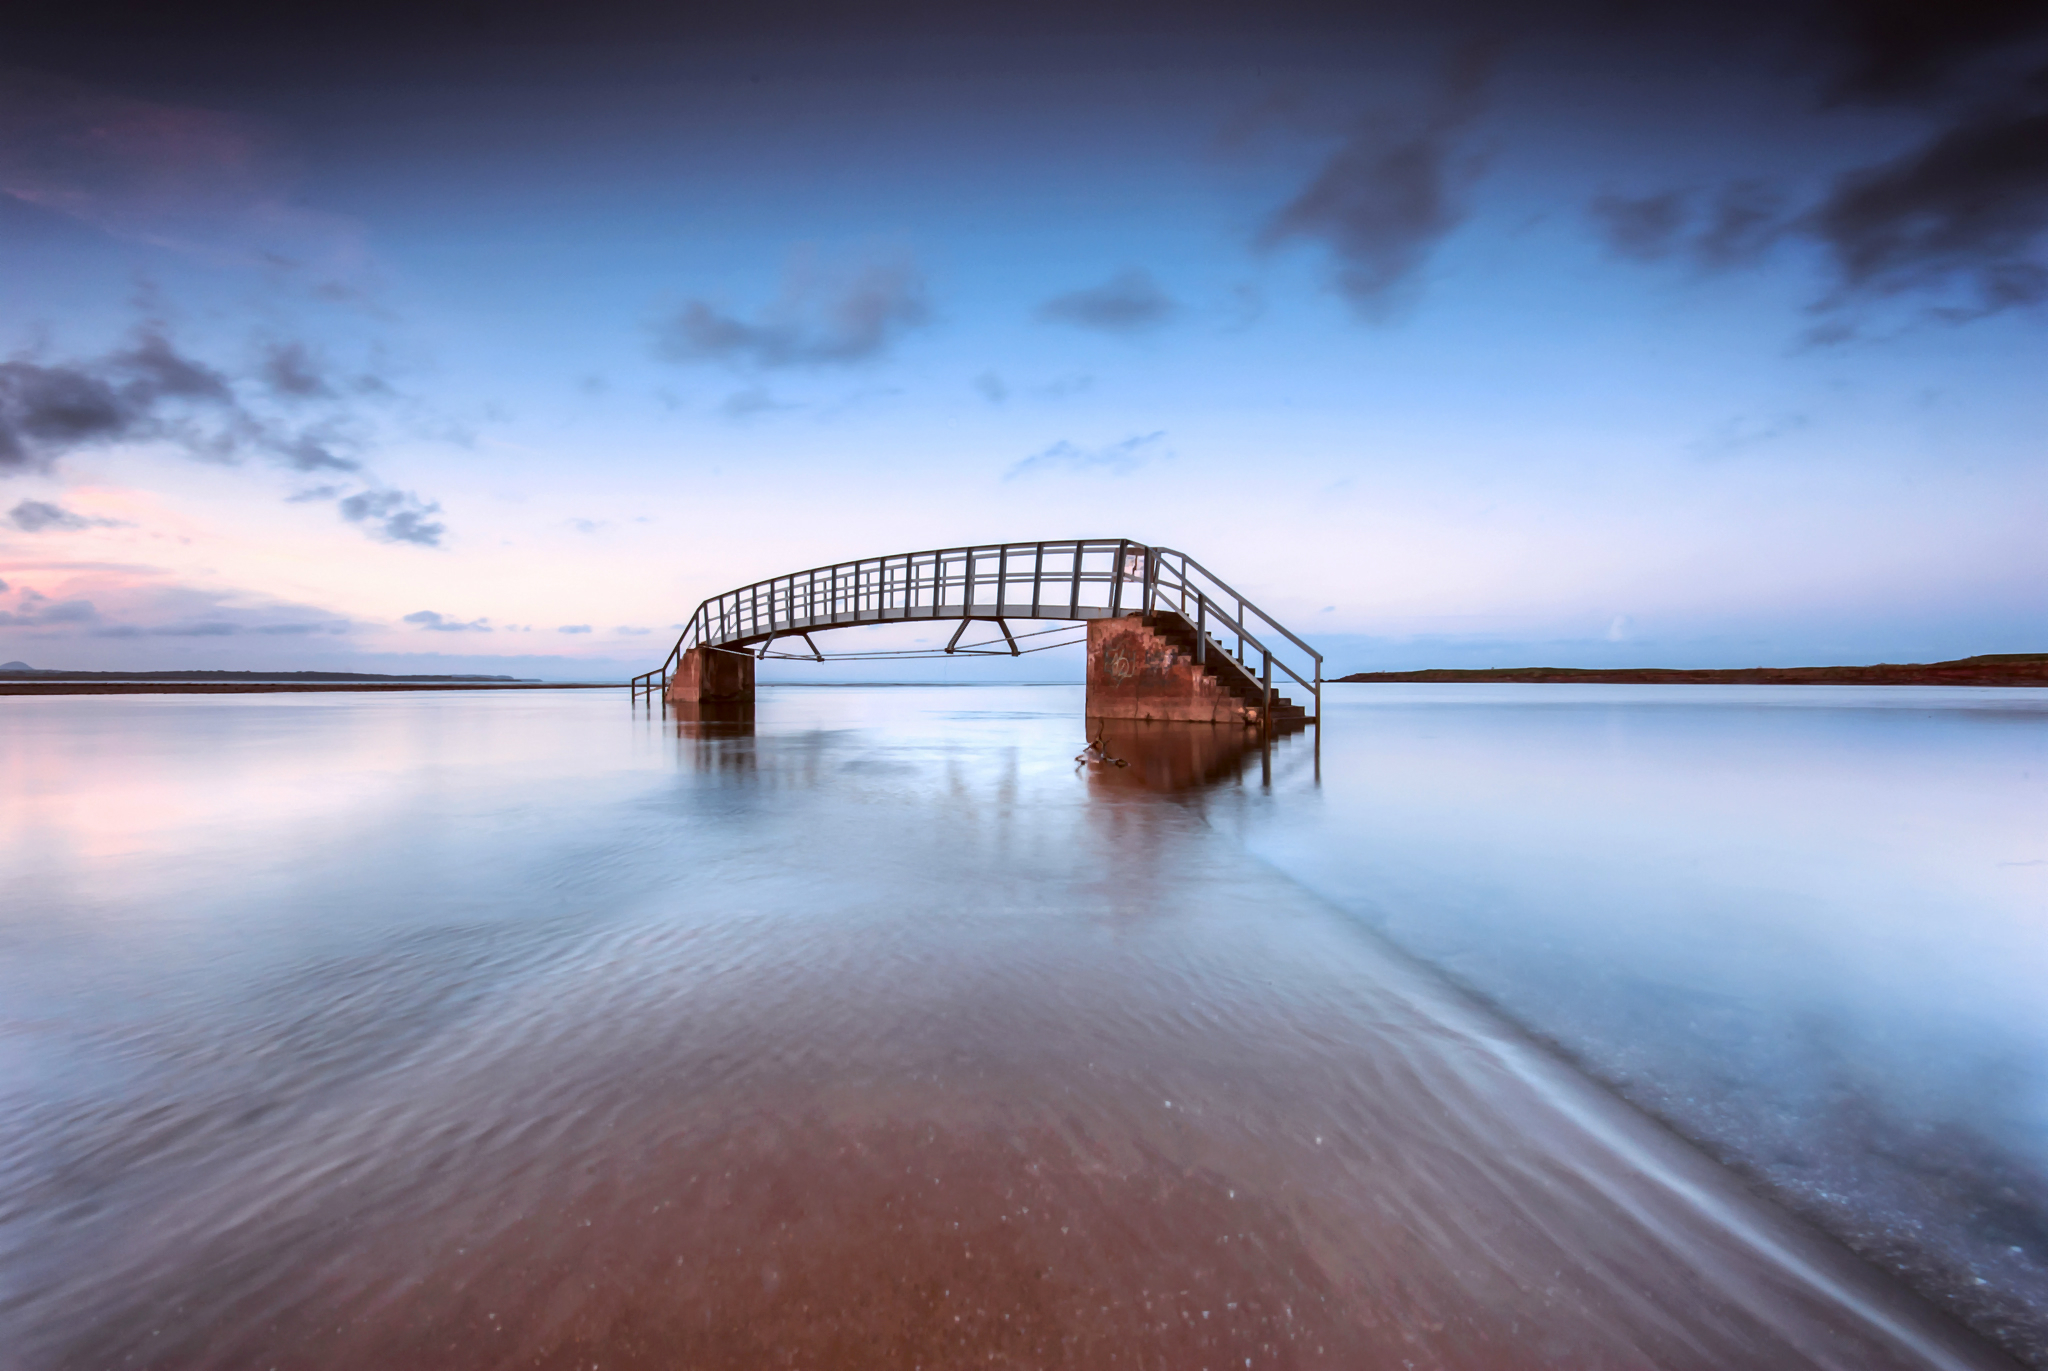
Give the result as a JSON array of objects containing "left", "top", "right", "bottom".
[{"left": 707, "top": 603, "right": 1119, "bottom": 652}]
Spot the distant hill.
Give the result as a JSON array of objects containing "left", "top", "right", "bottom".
[{"left": 1335, "top": 654, "right": 2048, "bottom": 687}]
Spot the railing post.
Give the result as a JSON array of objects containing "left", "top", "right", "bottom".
[
  {"left": 1262, "top": 649, "right": 1273, "bottom": 740},
  {"left": 1195, "top": 596, "right": 1206, "bottom": 664},
  {"left": 1143, "top": 547, "right": 1157, "bottom": 617},
  {"left": 1109, "top": 539, "right": 1128, "bottom": 616},
  {"left": 1031, "top": 542, "right": 1044, "bottom": 618}
]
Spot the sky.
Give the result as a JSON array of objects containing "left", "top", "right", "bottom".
[{"left": 1, "top": 0, "right": 2044, "bottom": 679}]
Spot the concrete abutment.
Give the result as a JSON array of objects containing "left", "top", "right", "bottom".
[
  {"left": 665, "top": 645, "right": 755, "bottom": 706},
  {"left": 1085, "top": 613, "right": 1274, "bottom": 727}
]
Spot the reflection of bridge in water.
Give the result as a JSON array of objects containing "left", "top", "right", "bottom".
[
  {"left": 631, "top": 539, "right": 1321, "bottom": 733},
  {"left": 664, "top": 703, "right": 1313, "bottom": 792}
]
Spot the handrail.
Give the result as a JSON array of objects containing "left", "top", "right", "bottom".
[
  {"left": 1142, "top": 546, "right": 1321, "bottom": 721},
  {"left": 634, "top": 537, "right": 1321, "bottom": 722}
]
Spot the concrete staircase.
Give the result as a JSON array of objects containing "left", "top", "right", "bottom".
[{"left": 1141, "top": 610, "right": 1311, "bottom": 727}]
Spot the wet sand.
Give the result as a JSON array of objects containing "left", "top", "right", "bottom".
[{"left": 0, "top": 691, "right": 2018, "bottom": 1370}]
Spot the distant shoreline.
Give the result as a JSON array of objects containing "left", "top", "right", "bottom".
[
  {"left": 1335, "top": 654, "right": 2048, "bottom": 687},
  {"left": 2, "top": 682, "right": 624, "bottom": 696}
]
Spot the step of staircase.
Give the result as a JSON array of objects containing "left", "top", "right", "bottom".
[{"left": 1140, "top": 611, "right": 1311, "bottom": 724}]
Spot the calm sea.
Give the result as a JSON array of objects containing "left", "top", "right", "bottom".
[{"left": 1, "top": 684, "right": 2042, "bottom": 1370}]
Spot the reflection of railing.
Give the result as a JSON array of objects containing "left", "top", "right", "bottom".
[{"left": 631, "top": 538, "right": 1321, "bottom": 723}]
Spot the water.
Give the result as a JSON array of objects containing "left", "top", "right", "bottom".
[{"left": 0, "top": 684, "right": 2040, "bottom": 1370}]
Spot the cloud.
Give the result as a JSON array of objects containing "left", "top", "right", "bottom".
[
  {"left": 0, "top": 69, "right": 361, "bottom": 268},
  {"left": 654, "top": 250, "right": 930, "bottom": 368},
  {"left": 1807, "top": 103, "right": 2048, "bottom": 318},
  {"left": 1037, "top": 268, "right": 1178, "bottom": 332},
  {"left": 973, "top": 371, "right": 1008, "bottom": 404},
  {"left": 613, "top": 626, "right": 651, "bottom": 635},
  {"left": 261, "top": 341, "right": 333, "bottom": 398},
  {"left": 0, "top": 597, "right": 97, "bottom": 627},
  {"left": 0, "top": 317, "right": 454, "bottom": 543},
  {"left": 403, "top": 609, "right": 489, "bottom": 632},
  {"left": 1695, "top": 181, "right": 1790, "bottom": 268},
  {"left": 0, "top": 324, "right": 365, "bottom": 475},
  {"left": 1591, "top": 182, "right": 1789, "bottom": 269},
  {"left": 1259, "top": 43, "right": 1498, "bottom": 316},
  {"left": 88, "top": 620, "right": 345, "bottom": 638},
  {"left": 1590, "top": 190, "right": 1688, "bottom": 261},
  {"left": 340, "top": 489, "right": 444, "bottom": 546},
  {"left": 1006, "top": 431, "right": 1168, "bottom": 479},
  {"left": 1036, "top": 373, "right": 1093, "bottom": 399},
  {"left": 557, "top": 624, "right": 591, "bottom": 634},
  {"left": 717, "top": 387, "right": 799, "bottom": 420},
  {"left": 1688, "top": 411, "right": 1812, "bottom": 459},
  {"left": 1809, "top": 0, "right": 2048, "bottom": 107},
  {"left": 0, "top": 564, "right": 352, "bottom": 638},
  {"left": 8, "top": 499, "right": 130, "bottom": 532},
  {"left": 1579, "top": 5, "right": 2048, "bottom": 324}
]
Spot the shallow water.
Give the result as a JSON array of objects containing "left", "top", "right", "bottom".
[{"left": 0, "top": 685, "right": 2037, "bottom": 1370}]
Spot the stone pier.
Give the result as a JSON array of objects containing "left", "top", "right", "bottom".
[
  {"left": 665, "top": 645, "right": 755, "bottom": 707},
  {"left": 1085, "top": 614, "right": 1265, "bottom": 726}
]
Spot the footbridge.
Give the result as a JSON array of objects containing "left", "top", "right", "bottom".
[{"left": 630, "top": 538, "right": 1321, "bottom": 729}]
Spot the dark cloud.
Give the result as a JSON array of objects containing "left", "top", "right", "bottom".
[
  {"left": 262, "top": 341, "right": 333, "bottom": 398},
  {"left": 403, "top": 609, "right": 488, "bottom": 631},
  {"left": 341, "top": 489, "right": 444, "bottom": 546},
  {"left": 1590, "top": 191, "right": 1688, "bottom": 262},
  {"left": 1808, "top": 102, "right": 2048, "bottom": 317},
  {"left": 0, "top": 324, "right": 363, "bottom": 474},
  {"left": 1037, "top": 268, "right": 1177, "bottom": 332},
  {"left": 654, "top": 253, "right": 929, "bottom": 368},
  {"left": 1810, "top": 0, "right": 2048, "bottom": 107},
  {"left": 1006, "top": 430, "right": 1168, "bottom": 479},
  {"left": 1260, "top": 42, "right": 1497, "bottom": 315},
  {"left": 1695, "top": 181, "right": 1789, "bottom": 268},
  {"left": 1590, "top": 182, "right": 1790, "bottom": 269},
  {"left": 262, "top": 427, "right": 359, "bottom": 472},
  {"left": 0, "top": 321, "right": 458, "bottom": 543},
  {"left": 7, "top": 498, "right": 129, "bottom": 532}
]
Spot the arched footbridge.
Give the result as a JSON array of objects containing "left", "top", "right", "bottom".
[{"left": 630, "top": 539, "right": 1321, "bottom": 728}]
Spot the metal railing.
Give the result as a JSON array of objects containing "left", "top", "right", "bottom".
[{"left": 631, "top": 538, "right": 1321, "bottom": 723}]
